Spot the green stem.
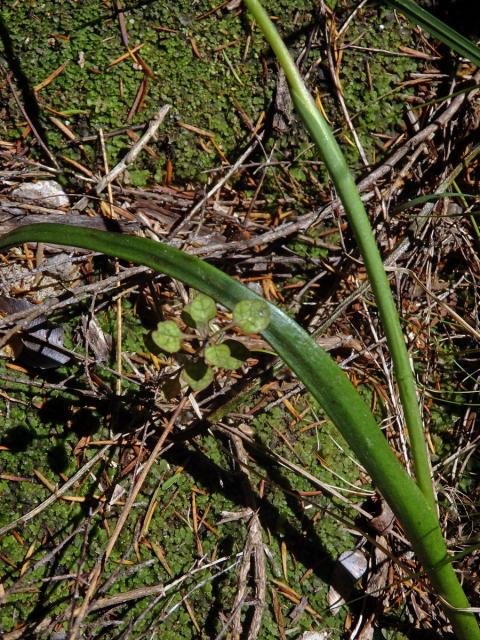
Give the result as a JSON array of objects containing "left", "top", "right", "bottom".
[
  {"left": 243, "top": 0, "right": 435, "bottom": 508},
  {"left": 239, "top": 3, "right": 480, "bottom": 636}
]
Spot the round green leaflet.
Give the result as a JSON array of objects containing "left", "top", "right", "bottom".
[
  {"left": 184, "top": 292, "right": 217, "bottom": 326},
  {"left": 152, "top": 320, "right": 182, "bottom": 353},
  {"left": 233, "top": 299, "right": 271, "bottom": 334},
  {"left": 204, "top": 342, "right": 244, "bottom": 370},
  {"left": 181, "top": 361, "right": 214, "bottom": 392}
]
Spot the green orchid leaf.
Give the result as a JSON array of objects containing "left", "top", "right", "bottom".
[{"left": 2, "top": 221, "right": 477, "bottom": 636}]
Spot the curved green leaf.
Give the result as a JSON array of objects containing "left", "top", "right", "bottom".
[
  {"left": 0, "top": 222, "right": 477, "bottom": 639},
  {"left": 244, "top": 0, "right": 436, "bottom": 513}
]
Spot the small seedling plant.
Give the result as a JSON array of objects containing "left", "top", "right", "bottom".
[{"left": 151, "top": 292, "right": 270, "bottom": 392}]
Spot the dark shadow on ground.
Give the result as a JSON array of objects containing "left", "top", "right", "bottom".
[{"left": 0, "top": 16, "right": 50, "bottom": 161}]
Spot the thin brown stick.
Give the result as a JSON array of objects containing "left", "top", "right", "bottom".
[
  {"left": 98, "top": 128, "right": 123, "bottom": 396},
  {"left": 73, "top": 105, "right": 170, "bottom": 212},
  {"left": 89, "top": 554, "right": 242, "bottom": 613},
  {"left": 170, "top": 134, "right": 264, "bottom": 237},
  {"left": 229, "top": 434, "right": 266, "bottom": 640}
]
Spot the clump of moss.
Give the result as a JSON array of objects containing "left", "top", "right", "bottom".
[
  {"left": 0, "top": 1, "right": 422, "bottom": 188},
  {"left": 0, "top": 0, "right": 311, "bottom": 183},
  {"left": 337, "top": 7, "right": 419, "bottom": 165}
]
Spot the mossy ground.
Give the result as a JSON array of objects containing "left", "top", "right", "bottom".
[
  {"left": 0, "top": 289, "right": 431, "bottom": 638},
  {"left": 1, "top": 0, "right": 418, "bottom": 188},
  {"left": 0, "top": 1, "right": 476, "bottom": 639},
  {"left": 0, "top": 350, "right": 366, "bottom": 638}
]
